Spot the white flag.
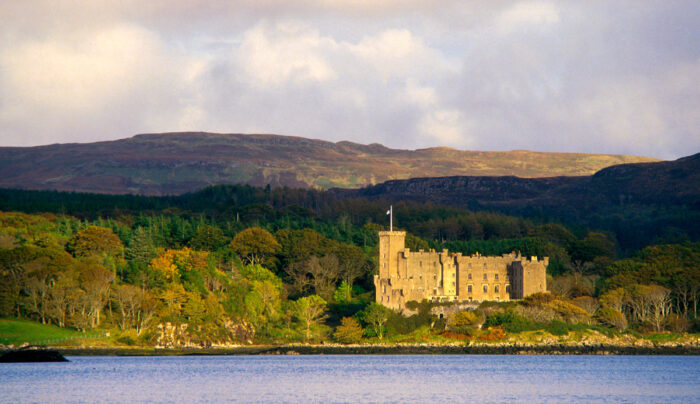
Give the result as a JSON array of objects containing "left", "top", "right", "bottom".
[{"left": 386, "top": 209, "right": 390, "bottom": 215}]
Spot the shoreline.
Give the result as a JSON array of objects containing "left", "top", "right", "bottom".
[{"left": 43, "top": 343, "right": 700, "bottom": 356}]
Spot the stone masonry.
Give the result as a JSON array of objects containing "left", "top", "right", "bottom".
[{"left": 374, "top": 231, "right": 547, "bottom": 311}]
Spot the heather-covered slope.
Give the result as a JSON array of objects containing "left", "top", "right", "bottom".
[{"left": 0, "top": 132, "right": 658, "bottom": 195}]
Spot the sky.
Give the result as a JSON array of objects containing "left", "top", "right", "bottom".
[{"left": 1, "top": 1, "right": 699, "bottom": 159}]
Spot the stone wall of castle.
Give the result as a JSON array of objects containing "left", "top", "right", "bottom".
[{"left": 374, "top": 231, "right": 548, "bottom": 311}]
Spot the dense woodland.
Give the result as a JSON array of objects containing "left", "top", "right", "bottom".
[{"left": 0, "top": 185, "right": 698, "bottom": 346}]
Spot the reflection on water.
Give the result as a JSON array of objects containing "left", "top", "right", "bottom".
[{"left": 1, "top": 355, "right": 699, "bottom": 403}]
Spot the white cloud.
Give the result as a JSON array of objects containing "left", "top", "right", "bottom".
[
  {"left": 0, "top": 1, "right": 699, "bottom": 159},
  {"left": 496, "top": 1, "right": 560, "bottom": 33},
  {"left": 238, "top": 22, "right": 337, "bottom": 87}
]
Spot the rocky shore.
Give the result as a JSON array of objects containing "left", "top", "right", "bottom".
[{"left": 41, "top": 341, "right": 700, "bottom": 356}]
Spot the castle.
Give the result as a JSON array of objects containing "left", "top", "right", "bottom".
[{"left": 374, "top": 231, "right": 548, "bottom": 311}]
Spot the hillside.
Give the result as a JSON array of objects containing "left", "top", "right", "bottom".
[
  {"left": 339, "top": 153, "right": 700, "bottom": 209},
  {"left": 0, "top": 132, "right": 659, "bottom": 195}
]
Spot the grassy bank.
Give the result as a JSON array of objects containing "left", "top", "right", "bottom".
[{"left": 0, "top": 318, "right": 107, "bottom": 347}]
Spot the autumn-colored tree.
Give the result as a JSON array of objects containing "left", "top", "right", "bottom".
[
  {"left": 230, "top": 227, "right": 280, "bottom": 266},
  {"left": 66, "top": 226, "right": 123, "bottom": 258},
  {"left": 333, "top": 316, "right": 363, "bottom": 343}
]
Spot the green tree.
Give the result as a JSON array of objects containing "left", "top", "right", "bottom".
[
  {"left": 333, "top": 281, "right": 353, "bottom": 304},
  {"left": 361, "top": 303, "right": 391, "bottom": 340},
  {"left": 230, "top": 227, "right": 280, "bottom": 266},
  {"left": 126, "top": 227, "right": 157, "bottom": 268},
  {"left": 190, "top": 225, "right": 227, "bottom": 252},
  {"left": 294, "top": 294, "right": 327, "bottom": 341}
]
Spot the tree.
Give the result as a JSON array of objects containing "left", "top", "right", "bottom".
[
  {"left": 77, "top": 260, "right": 115, "bottom": 328},
  {"left": 126, "top": 227, "right": 157, "bottom": 268},
  {"left": 333, "top": 281, "right": 353, "bottom": 304},
  {"left": 308, "top": 255, "right": 341, "bottom": 300},
  {"left": 229, "top": 228, "right": 280, "bottom": 266},
  {"left": 571, "top": 296, "right": 600, "bottom": 315},
  {"left": 361, "top": 303, "right": 391, "bottom": 340},
  {"left": 112, "top": 284, "right": 143, "bottom": 331},
  {"left": 331, "top": 243, "right": 369, "bottom": 291},
  {"left": 294, "top": 294, "right": 327, "bottom": 341},
  {"left": 333, "top": 317, "right": 363, "bottom": 343},
  {"left": 190, "top": 225, "right": 227, "bottom": 252},
  {"left": 66, "top": 226, "right": 123, "bottom": 258}
]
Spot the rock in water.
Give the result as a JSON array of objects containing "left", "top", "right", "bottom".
[{"left": 0, "top": 348, "right": 69, "bottom": 363}]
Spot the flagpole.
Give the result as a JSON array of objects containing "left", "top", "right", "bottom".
[{"left": 390, "top": 205, "right": 393, "bottom": 232}]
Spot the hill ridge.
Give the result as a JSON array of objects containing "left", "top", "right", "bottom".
[{"left": 0, "top": 131, "right": 660, "bottom": 195}]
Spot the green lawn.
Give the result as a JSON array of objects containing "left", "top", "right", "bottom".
[{"left": 0, "top": 318, "right": 100, "bottom": 346}]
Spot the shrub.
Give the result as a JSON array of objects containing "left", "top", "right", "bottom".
[
  {"left": 481, "top": 327, "right": 506, "bottom": 341},
  {"left": 521, "top": 292, "right": 556, "bottom": 306},
  {"left": 546, "top": 320, "right": 569, "bottom": 336},
  {"left": 446, "top": 310, "right": 484, "bottom": 334},
  {"left": 665, "top": 314, "right": 690, "bottom": 333},
  {"left": 484, "top": 311, "right": 538, "bottom": 333},
  {"left": 596, "top": 306, "right": 628, "bottom": 331},
  {"left": 550, "top": 300, "right": 591, "bottom": 324}
]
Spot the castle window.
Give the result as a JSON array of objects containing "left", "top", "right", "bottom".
[
  {"left": 452, "top": 281, "right": 455, "bottom": 286},
  {"left": 483, "top": 285, "right": 488, "bottom": 293},
  {"left": 468, "top": 273, "right": 472, "bottom": 280},
  {"left": 468, "top": 263, "right": 472, "bottom": 268},
  {"left": 383, "top": 285, "right": 386, "bottom": 293},
  {"left": 483, "top": 263, "right": 487, "bottom": 268},
  {"left": 419, "top": 261, "right": 422, "bottom": 267},
  {"left": 495, "top": 285, "right": 499, "bottom": 294},
  {"left": 495, "top": 274, "right": 499, "bottom": 281},
  {"left": 467, "top": 285, "right": 472, "bottom": 293},
  {"left": 483, "top": 273, "right": 487, "bottom": 281}
]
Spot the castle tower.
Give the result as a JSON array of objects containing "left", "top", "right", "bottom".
[
  {"left": 375, "top": 231, "right": 406, "bottom": 308},
  {"left": 378, "top": 231, "right": 406, "bottom": 278}
]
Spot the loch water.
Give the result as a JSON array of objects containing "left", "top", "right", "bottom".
[{"left": 1, "top": 354, "right": 699, "bottom": 403}]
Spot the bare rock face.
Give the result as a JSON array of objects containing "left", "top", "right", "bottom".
[{"left": 155, "top": 320, "right": 255, "bottom": 348}]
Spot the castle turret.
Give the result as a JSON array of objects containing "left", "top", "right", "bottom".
[
  {"left": 378, "top": 231, "right": 406, "bottom": 279},
  {"left": 375, "top": 231, "right": 406, "bottom": 308}
]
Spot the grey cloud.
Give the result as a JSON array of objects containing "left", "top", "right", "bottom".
[{"left": 0, "top": 1, "right": 698, "bottom": 159}]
